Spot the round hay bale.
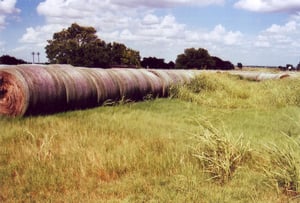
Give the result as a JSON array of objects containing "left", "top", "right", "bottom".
[
  {"left": 148, "top": 69, "right": 174, "bottom": 96},
  {"left": 138, "top": 69, "right": 164, "bottom": 97},
  {"left": 231, "top": 71, "right": 291, "bottom": 81},
  {"left": 107, "top": 69, "right": 140, "bottom": 100},
  {"left": 279, "top": 74, "right": 290, "bottom": 79},
  {"left": 84, "top": 68, "right": 120, "bottom": 104},
  {"left": 125, "top": 69, "right": 153, "bottom": 99},
  {"left": 0, "top": 65, "right": 205, "bottom": 117},
  {"left": 50, "top": 64, "right": 74, "bottom": 69},
  {"left": 175, "top": 69, "right": 198, "bottom": 82},
  {"left": 0, "top": 67, "right": 29, "bottom": 117},
  {"left": 52, "top": 66, "right": 98, "bottom": 109},
  {"left": 257, "top": 73, "right": 290, "bottom": 81},
  {"left": 16, "top": 65, "right": 65, "bottom": 115},
  {"left": 232, "top": 71, "right": 260, "bottom": 81},
  {"left": 164, "top": 69, "right": 187, "bottom": 84},
  {"left": 0, "top": 65, "right": 69, "bottom": 116}
]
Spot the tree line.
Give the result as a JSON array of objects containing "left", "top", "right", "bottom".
[
  {"left": 1, "top": 23, "right": 234, "bottom": 70},
  {"left": 0, "top": 55, "right": 27, "bottom": 65},
  {"left": 45, "top": 23, "right": 140, "bottom": 68},
  {"left": 45, "top": 23, "right": 234, "bottom": 70}
]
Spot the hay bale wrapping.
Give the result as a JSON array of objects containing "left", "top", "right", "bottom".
[
  {"left": 0, "top": 65, "right": 296, "bottom": 117},
  {"left": 0, "top": 65, "right": 200, "bottom": 116},
  {"left": 230, "top": 71, "right": 291, "bottom": 81}
]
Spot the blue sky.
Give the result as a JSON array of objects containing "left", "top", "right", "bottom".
[{"left": 1, "top": 0, "right": 300, "bottom": 66}]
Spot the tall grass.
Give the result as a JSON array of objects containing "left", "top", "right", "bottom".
[
  {"left": 261, "top": 134, "right": 300, "bottom": 196},
  {"left": 1, "top": 72, "right": 300, "bottom": 202},
  {"left": 189, "top": 117, "right": 252, "bottom": 184},
  {"left": 171, "top": 73, "right": 300, "bottom": 109}
]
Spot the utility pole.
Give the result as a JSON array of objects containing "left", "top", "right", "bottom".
[
  {"left": 37, "top": 52, "right": 40, "bottom": 63},
  {"left": 31, "top": 52, "right": 35, "bottom": 64}
]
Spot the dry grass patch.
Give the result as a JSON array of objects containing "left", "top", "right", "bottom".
[
  {"left": 261, "top": 134, "right": 300, "bottom": 197},
  {"left": 189, "top": 118, "right": 252, "bottom": 184},
  {"left": 171, "top": 73, "right": 300, "bottom": 109}
]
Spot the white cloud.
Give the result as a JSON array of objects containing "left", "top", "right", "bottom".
[
  {"left": 252, "top": 19, "right": 300, "bottom": 64},
  {"left": 0, "top": 0, "right": 18, "bottom": 14},
  {"left": 142, "top": 14, "right": 160, "bottom": 25},
  {"left": 137, "top": 15, "right": 186, "bottom": 39},
  {"left": 19, "top": 24, "right": 64, "bottom": 45},
  {"left": 203, "top": 24, "right": 243, "bottom": 45},
  {"left": 234, "top": 0, "right": 300, "bottom": 12},
  {"left": 110, "top": 0, "right": 224, "bottom": 8},
  {"left": 0, "top": 0, "right": 19, "bottom": 29},
  {"left": 0, "top": 40, "right": 5, "bottom": 52},
  {"left": 254, "top": 20, "right": 298, "bottom": 49},
  {"left": 254, "top": 41, "right": 270, "bottom": 48},
  {"left": 19, "top": 0, "right": 241, "bottom": 63},
  {"left": 17, "top": 24, "right": 65, "bottom": 62},
  {"left": 266, "top": 21, "right": 297, "bottom": 33}
]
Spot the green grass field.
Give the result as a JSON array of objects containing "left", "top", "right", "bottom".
[{"left": 1, "top": 72, "right": 300, "bottom": 202}]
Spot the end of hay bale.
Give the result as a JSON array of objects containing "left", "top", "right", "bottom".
[
  {"left": 0, "top": 69, "right": 29, "bottom": 117},
  {"left": 279, "top": 74, "right": 290, "bottom": 79}
]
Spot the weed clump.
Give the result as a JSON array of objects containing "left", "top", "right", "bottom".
[
  {"left": 261, "top": 135, "right": 300, "bottom": 196},
  {"left": 189, "top": 118, "right": 252, "bottom": 184}
]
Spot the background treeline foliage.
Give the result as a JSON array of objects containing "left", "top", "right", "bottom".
[
  {"left": 175, "top": 48, "right": 234, "bottom": 70},
  {"left": 0, "top": 55, "right": 27, "bottom": 65},
  {"left": 44, "top": 23, "right": 233, "bottom": 70},
  {"left": 46, "top": 23, "right": 141, "bottom": 68},
  {"left": 141, "top": 57, "right": 175, "bottom": 69}
]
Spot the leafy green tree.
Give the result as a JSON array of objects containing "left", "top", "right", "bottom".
[
  {"left": 141, "top": 57, "right": 174, "bottom": 69},
  {"left": 297, "top": 62, "right": 300, "bottom": 71},
  {"left": 45, "top": 23, "right": 110, "bottom": 67},
  {"left": 175, "top": 48, "right": 215, "bottom": 69},
  {"left": 237, "top": 62, "right": 243, "bottom": 69},
  {"left": 175, "top": 48, "right": 234, "bottom": 70},
  {"left": 211, "top": 56, "right": 234, "bottom": 70},
  {"left": 109, "top": 42, "right": 140, "bottom": 66},
  {"left": 46, "top": 23, "right": 141, "bottom": 68},
  {"left": 0, "top": 55, "right": 27, "bottom": 65},
  {"left": 123, "top": 48, "right": 141, "bottom": 66}
]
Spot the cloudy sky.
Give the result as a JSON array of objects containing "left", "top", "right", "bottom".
[{"left": 1, "top": 0, "right": 300, "bottom": 66}]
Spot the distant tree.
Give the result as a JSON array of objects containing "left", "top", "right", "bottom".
[
  {"left": 237, "top": 62, "right": 243, "bottom": 69},
  {"left": 109, "top": 42, "right": 126, "bottom": 65},
  {"left": 45, "top": 23, "right": 110, "bottom": 67},
  {"left": 210, "top": 56, "right": 223, "bottom": 69},
  {"left": 222, "top": 61, "right": 234, "bottom": 70},
  {"left": 175, "top": 48, "right": 234, "bottom": 70},
  {"left": 141, "top": 57, "right": 174, "bottom": 69},
  {"left": 297, "top": 62, "right": 300, "bottom": 71},
  {"left": 46, "top": 23, "right": 141, "bottom": 68},
  {"left": 109, "top": 42, "right": 140, "bottom": 67},
  {"left": 168, "top": 61, "right": 175, "bottom": 69},
  {"left": 175, "top": 48, "right": 215, "bottom": 69},
  {"left": 122, "top": 48, "right": 141, "bottom": 66},
  {"left": 210, "top": 56, "right": 234, "bottom": 70},
  {"left": 278, "top": 66, "right": 286, "bottom": 71},
  {"left": 0, "top": 55, "right": 27, "bottom": 65}
]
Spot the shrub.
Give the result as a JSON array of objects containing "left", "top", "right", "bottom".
[
  {"left": 261, "top": 134, "right": 300, "bottom": 196},
  {"left": 189, "top": 118, "right": 252, "bottom": 184}
]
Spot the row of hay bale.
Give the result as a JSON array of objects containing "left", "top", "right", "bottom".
[
  {"left": 0, "top": 64, "right": 198, "bottom": 117},
  {"left": 229, "top": 71, "right": 291, "bottom": 81},
  {"left": 0, "top": 64, "right": 297, "bottom": 117}
]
